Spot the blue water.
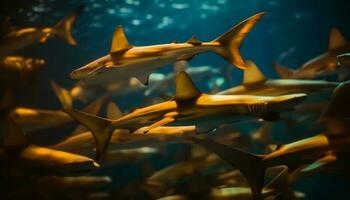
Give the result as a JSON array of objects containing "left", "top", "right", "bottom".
[{"left": 2, "top": 0, "right": 350, "bottom": 199}]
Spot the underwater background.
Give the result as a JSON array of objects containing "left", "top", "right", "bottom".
[{"left": 1, "top": 0, "right": 350, "bottom": 199}]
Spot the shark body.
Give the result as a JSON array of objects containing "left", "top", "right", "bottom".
[
  {"left": 218, "top": 60, "right": 339, "bottom": 96},
  {"left": 65, "top": 71, "right": 306, "bottom": 159},
  {"left": 70, "top": 13, "right": 265, "bottom": 85}
]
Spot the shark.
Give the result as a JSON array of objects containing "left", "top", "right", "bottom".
[
  {"left": 0, "top": 56, "right": 45, "bottom": 72},
  {"left": 64, "top": 71, "right": 306, "bottom": 159},
  {"left": 218, "top": 60, "right": 339, "bottom": 96},
  {"left": 274, "top": 28, "right": 350, "bottom": 80},
  {"left": 0, "top": 117, "right": 99, "bottom": 174},
  {"left": 69, "top": 12, "right": 266, "bottom": 85},
  {"left": 193, "top": 80, "right": 350, "bottom": 200},
  {"left": 337, "top": 53, "right": 350, "bottom": 67},
  {"left": 0, "top": 5, "right": 84, "bottom": 58}
]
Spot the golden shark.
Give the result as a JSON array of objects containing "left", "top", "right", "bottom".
[
  {"left": 274, "top": 28, "right": 350, "bottom": 80},
  {"left": 0, "top": 118, "right": 99, "bottom": 174},
  {"left": 0, "top": 5, "right": 84, "bottom": 58},
  {"left": 65, "top": 71, "right": 306, "bottom": 159},
  {"left": 70, "top": 12, "right": 266, "bottom": 85},
  {"left": 218, "top": 60, "right": 339, "bottom": 96},
  {"left": 194, "top": 81, "right": 350, "bottom": 200}
]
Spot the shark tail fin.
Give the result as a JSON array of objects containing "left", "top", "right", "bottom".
[
  {"left": 52, "top": 4, "right": 85, "bottom": 45},
  {"left": 51, "top": 81, "right": 73, "bottom": 109},
  {"left": 274, "top": 63, "right": 294, "bottom": 79},
  {"left": 212, "top": 12, "right": 265, "bottom": 70},
  {"left": 193, "top": 138, "right": 265, "bottom": 200},
  {"left": 63, "top": 109, "right": 113, "bottom": 159},
  {"left": 320, "top": 81, "right": 350, "bottom": 134}
]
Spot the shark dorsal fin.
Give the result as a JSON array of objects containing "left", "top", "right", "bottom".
[
  {"left": 175, "top": 71, "right": 201, "bottom": 101},
  {"left": 242, "top": 60, "right": 267, "bottom": 85},
  {"left": 107, "top": 102, "right": 124, "bottom": 119},
  {"left": 110, "top": 26, "right": 133, "bottom": 53},
  {"left": 3, "top": 118, "right": 29, "bottom": 151},
  {"left": 187, "top": 36, "right": 201, "bottom": 45},
  {"left": 329, "top": 28, "right": 347, "bottom": 51}
]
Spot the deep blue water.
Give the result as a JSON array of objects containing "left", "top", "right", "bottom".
[{"left": 1, "top": 0, "right": 350, "bottom": 199}]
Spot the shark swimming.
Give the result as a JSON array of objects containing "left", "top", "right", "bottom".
[
  {"left": 70, "top": 12, "right": 266, "bottom": 85},
  {"left": 274, "top": 28, "right": 350, "bottom": 80},
  {"left": 64, "top": 71, "right": 306, "bottom": 159},
  {"left": 194, "top": 80, "right": 350, "bottom": 200},
  {"left": 218, "top": 60, "right": 339, "bottom": 96},
  {"left": 0, "top": 118, "right": 99, "bottom": 175},
  {"left": 0, "top": 5, "right": 84, "bottom": 58}
]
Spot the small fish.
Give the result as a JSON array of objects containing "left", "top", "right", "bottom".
[
  {"left": 64, "top": 71, "right": 306, "bottom": 159},
  {"left": 70, "top": 13, "right": 266, "bottom": 84},
  {"left": 218, "top": 60, "right": 339, "bottom": 96},
  {"left": 274, "top": 28, "right": 350, "bottom": 80},
  {"left": 0, "top": 5, "right": 84, "bottom": 58},
  {"left": 1, "top": 118, "right": 99, "bottom": 174},
  {"left": 194, "top": 80, "right": 350, "bottom": 200}
]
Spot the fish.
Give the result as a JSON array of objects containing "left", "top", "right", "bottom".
[
  {"left": 0, "top": 56, "right": 45, "bottom": 72},
  {"left": 64, "top": 71, "right": 306, "bottom": 159},
  {"left": 53, "top": 102, "right": 196, "bottom": 154},
  {"left": 218, "top": 60, "right": 339, "bottom": 96},
  {"left": 209, "top": 166, "right": 303, "bottom": 200},
  {"left": 0, "top": 118, "right": 99, "bottom": 174},
  {"left": 9, "top": 94, "right": 107, "bottom": 133},
  {"left": 274, "top": 28, "right": 350, "bottom": 80},
  {"left": 70, "top": 12, "right": 266, "bottom": 85},
  {"left": 193, "top": 80, "right": 350, "bottom": 200},
  {"left": 0, "top": 5, "right": 84, "bottom": 58}
]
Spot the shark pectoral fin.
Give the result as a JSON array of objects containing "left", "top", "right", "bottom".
[
  {"left": 110, "top": 26, "right": 133, "bottom": 53},
  {"left": 260, "top": 112, "right": 280, "bottom": 122},
  {"left": 328, "top": 28, "right": 348, "bottom": 51},
  {"left": 50, "top": 81, "right": 73, "bottom": 109},
  {"left": 175, "top": 71, "right": 201, "bottom": 101},
  {"left": 106, "top": 102, "right": 124, "bottom": 119},
  {"left": 301, "top": 152, "right": 337, "bottom": 173},
  {"left": 242, "top": 60, "right": 267, "bottom": 85},
  {"left": 143, "top": 112, "right": 177, "bottom": 133}
]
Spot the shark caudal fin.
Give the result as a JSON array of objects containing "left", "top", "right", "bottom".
[
  {"left": 242, "top": 60, "right": 267, "bottom": 84},
  {"left": 274, "top": 63, "right": 294, "bottom": 79},
  {"left": 193, "top": 138, "right": 265, "bottom": 200},
  {"left": 212, "top": 12, "right": 265, "bottom": 69},
  {"left": 320, "top": 80, "right": 350, "bottom": 134},
  {"left": 52, "top": 4, "right": 85, "bottom": 45},
  {"left": 51, "top": 81, "right": 73, "bottom": 109},
  {"left": 63, "top": 109, "right": 113, "bottom": 159}
]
